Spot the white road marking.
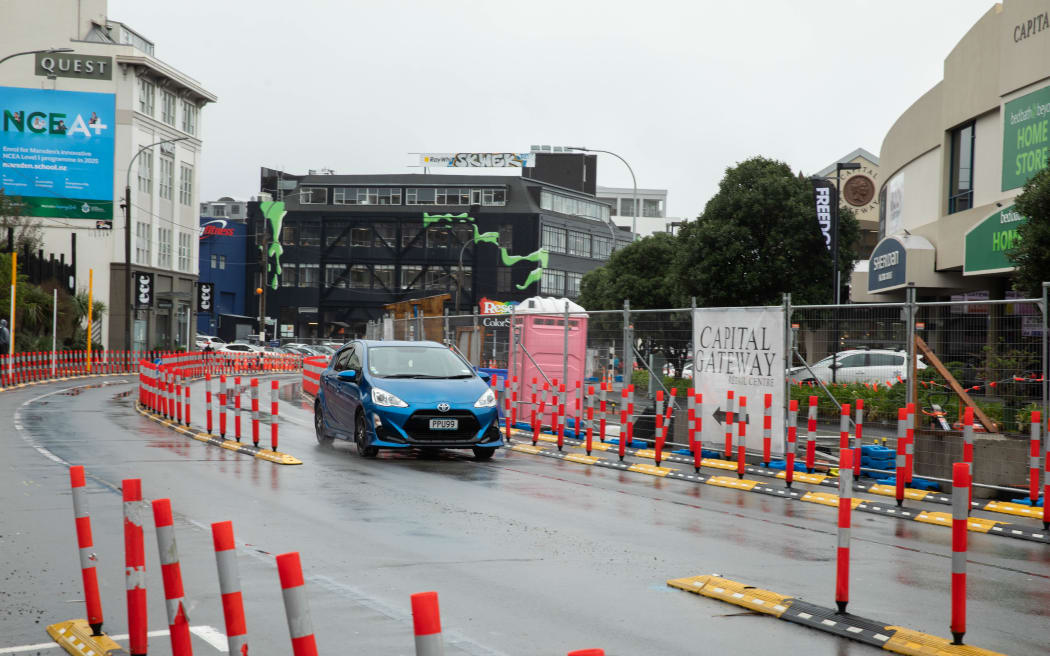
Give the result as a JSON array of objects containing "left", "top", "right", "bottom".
[{"left": 0, "top": 626, "right": 225, "bottom": 654}]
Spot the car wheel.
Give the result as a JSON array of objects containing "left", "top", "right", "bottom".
[
  {"left": 315, "top": 402, "right": 333, "bottom": 447},
  {"left": 472, "top": 447, "right": 494, "bottom": 461},
  {"left": 355, "top": 411, "right": 378, "bottom": 458}
]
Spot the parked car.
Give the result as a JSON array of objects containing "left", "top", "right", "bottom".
[
  {"left": 788, "top": 349, "right": 926, "bottom": 384},
  {"left": 195, "top": 335, "right": 225, "bottom": 349},
  {"left": 315, "top": 340, "right": 502, "bottom": 460}
]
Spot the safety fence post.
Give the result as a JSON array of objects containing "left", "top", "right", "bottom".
[
  {"left": 410, "top": 591, "right": 444, "bottom": 656},
  {"left": 585, "top": 385, "right": 595, "bottom": 456},
  {"left": 271, "top": 379, "right": 280, "bottom": 451},
  {"left": 951, "top": 461, "right": 970, "bottom": 645},
  {"left": 786, "top": 400, "right": 798, "bottom": 488},
  {"left": 836, "top": 449, "right": 854, "bottom": 615},
  {"left": 251, "top": 378, "right": 260, "bottom": 448},
  {"left": 896, "top": 408, "right": 907, "bottom": 507},
  {"left": 763, "top": 393, "right": 772, "bottom": 467},
  {"left": 693, "top": 392, "right": 703, "bottom": 473},
  {"left": 854, "top": 399, "right": 863, "bottom": 477},
  {"left": 276, "top": 551, "right": 318, "bottom": 656},
  {"left": 806, "top": 395, "right": 817, "bottom": 473},
  {"left": 211, "top": 521, "right": 248, "bottom": 655},
  {"left": 205, "top": 374, "right": 213, "bottom": 434},
  {"left": 234, "top": 376, "right": 242, "bottom": 442},
  {"left": 69, "top": 466, "right": 104, "bottom": 635},
  {"left": 123, "top": 478, "right": 147, "bottom": 656},
  {"left": 724, "top": 390, "right": 734, "bottom": 459},
  {"left": 736, "top": 395, "right": 747, "bottom": 479},
  {"left": 152, "top": 499, "right": 192, "bottom": 656},
  {"left": 1029, "top": 411, "right": 1041, "bottom": 503},
  {"left": 219, "top": 375, "right": 228, "bottom": 439}
]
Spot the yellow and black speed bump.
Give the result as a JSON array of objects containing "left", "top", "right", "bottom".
[
  {"left": 507, "top": 436, "right": 1049, "bottom": 545},
  {"left": 136, "top": 403, "right": 302, "bottom": 465},
  {"left": 668, "top": 575, "right": 1006, "bottom": 655},
  {"left": 510, "top": 427, "right": 1048, "bottom": 526},
  {"left": 46, "top": 618, "right": 124, "bottom": 655}
]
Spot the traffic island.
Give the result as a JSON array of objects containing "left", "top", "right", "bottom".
[
  {"left": 667, "top": 575, "right": 1005, "bottom": 656},
  {"left": 135, "top": 403, "right": 302, "bottom": 465}
]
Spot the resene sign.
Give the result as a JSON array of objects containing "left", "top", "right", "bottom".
[
  {"left": 964, "top": 204, "right": 1026, "bottom": 275},
  {"left": 0, "top": 86, "right": 115, "bottom": 220},
  {"left": 868, "top": 237, "right": 907, "bottom": 292},
  {"left": 1002, "top": 84, "right": 1050, "bottom": 191}
]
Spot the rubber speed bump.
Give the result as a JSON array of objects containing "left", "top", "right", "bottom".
[
  {"left": 668, "top": 574, "right": 1006, "bottom": 655},
  {"left": 46, "top": 619, "right": 123, "bottom": 655}
]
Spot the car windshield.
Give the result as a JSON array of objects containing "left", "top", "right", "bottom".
[{"left": 368, "top": 346, "right": 474, "bottom": 379}]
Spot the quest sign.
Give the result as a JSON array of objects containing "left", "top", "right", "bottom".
[
  {"left": 964, "top": 205, "right": 1027, "bottom": 275},
  {"left": 867, "top": 236, "right": 907, "bottom": 292},
  {"left": 34, "top": 53, "right": 112, "bottom": 80}
]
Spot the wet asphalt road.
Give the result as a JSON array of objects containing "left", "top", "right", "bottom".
[{"left": 1, "top": 377, "right": 1048, "bottom": 655}]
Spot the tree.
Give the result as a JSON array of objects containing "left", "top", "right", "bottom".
[
  {"left": 1009, "top": 167, "right": 1050, "bottom": 297},
  {"left": 673, "top": 157, "right": 859, "bottom": 307},
  {"left": 0, "top": 188, "right": 43, "bottom": 253}
]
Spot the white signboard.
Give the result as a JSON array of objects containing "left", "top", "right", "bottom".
[
  {"left": 418, "top": 152, "right": 535, "bottom": 168},
  {"left": 692, "top": 307, "right": 786, "bottom": 456}
]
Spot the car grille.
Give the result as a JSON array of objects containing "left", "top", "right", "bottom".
[{"left": 403, "top": 409, "right": 481, "bottom": 441}]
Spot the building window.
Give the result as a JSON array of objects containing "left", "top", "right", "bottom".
[
  {"left": 542, "top": 225, "right": 566, "bottom": 254},
  {"left": 349, "top": 265, "right": 370, "bottom": 289},
  {"left": 435, "top": 187, "right": 469, "bottom": 205},
  {"left": 567, "top": 231, "right": 591, "bottom": 257},
  {"left": 177, "top": 232, "right": 191, "bottom": 271},
  {"left": 158, "top": 156, "right": 174, "bottom": 200},
  {"left": 135, "top": 222, "right": 151, "bottom": 264},
  {"left": 282, "top": 264, "right": 298, "bottom": 287},
  {"left": 643, "top": 198, "right": 664, "bottom": 218},
  {"left": 497, "top": 267, "right": 512, "bottom": 293},
  {"left": 230, "top": 204, "right": 241, "bottom": 215},
  {"left": 402, "top": 223, "right": 422, "bottom": 248},
  {"left": 137, "top": 152, "right": 153, "bottom": 194},
  {"left": 280, "top": 223, "right": 298, "bottom": 245},
  {"left": 599, "top": 197, "right": 618, "bottom": 216},
  {"left": 949, "top": 121, "right": 975, "bottom": 214},
  {"left": 325, "top": 264, "right": 348, "bottom": 288},
  {"left": 300, "top": 187, "right": 328, "bottom": 204},
  {"left": 427, "top": 226, "right": 450, "bottom": 249},
  {"left": 499, "top": 224, "right": 513, "bottom": 248},
  {"left": 326, "top": 224, "right": 348, "bottom": 248},
  {"left": 351, "top": 226, "right": 372, "bottom": 247},
  {"left": 161, "top": 91, "right": 176, "bottom": 126},
  {"left": 541, "top": 269, "right": 565, "bottom": 296},
  {"left": 158, "top": 227, "right": 173, "bottom": 269},
  {"left": 425, "top": 267, "right": 448, "bottom": 290},
  {"left": 593, "top": 235, "right": 613, "bottom": 260},
  {"left": 181, "top": 101, "right": 198, "bottom": 135},
  {"left": 374, "top": 223, "right": 396, "bottom": 248},
  {"left": 566, "top": 272, "right": 582, "bottom": 298},
  {"left": 540, "top": 190, "right": 610, "bottom": 221},
  {"left": 333, "top": 187, "right": 402, "bottom": 205},
  {"left": 138, "top": 78, "right": 155, "bottom": 116},
  {"left": 299, "top": 263, "right": 319, "bottom": 288},
  {"left": 401, "top": 265, "right": 423, "bottom": 289},
  {"left": 373, "top": 264, "right": 395, "bottom": 290},
  {"left": 179, "top": 164, "right": 193, "bottom": 205},
  {"left": 300, "top": 223, "right": 321, "bottom": 247},
  {"left": 482, "top": 188, "right": 507, "bottom": 206},
  {"left": 405, "top": 188, "right": 436, "bottom": 205},
  {"left": 212, "top": 204, "right": 226, "bottom": 217},
  {"left": 619, "top": 198, "right": 636, "bottom": 217},
  {"left": 211, "top": 254, "right": 226, "bottom": 270}
]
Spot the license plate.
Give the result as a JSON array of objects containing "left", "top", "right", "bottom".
[{"left": 429, "top": 418, "right": 458, "bottom": 430}]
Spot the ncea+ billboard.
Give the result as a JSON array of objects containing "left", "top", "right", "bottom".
[{"left": 1, "top": 86, "right": 115, "bottom": 221}]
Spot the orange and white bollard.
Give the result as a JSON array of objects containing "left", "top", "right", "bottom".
[
  {"left": 152, "top": 499, "right": 192, "bottom": 656},
  {"left": 271, "top": 379, "right": 280, "bottom": 451},
  {"left": 123, "top": 478, "right": 148, "bottom": 656},
  {"left": 806, "top": 395, "right": 818, "bottom": 473},
  {"left": 724, "top": 390, "right": 735, "bottom": 459},
  {"left": 251, "top": 378, "right": 260, "bottom": 448},
  {"left": 1029, "top": 411, "right": 1041, "bottom": 503},
  {"left": 786, "top": 400, "right": 798, "bottom": 488},
  {"left": 951, "top": 461, "right": 970, "bottom": 645},
  {"left": 567, "top": 650, "right": 604, "bottom": 656},
  {"left": 184, "top": 382, "right": 191, "bottom": 427},
  {"left": 762, "top": 393, "right": 772, "bottom": 467},
  {"left": 736, "top": 395, "right": 747, "bottom": 478},
  {"left": 276, "top": 552, "right": 318, "bottom": 656},
  {"left": 896, "top": 408, "right": 907, "bottom": 507},
  {"left": 905, "top": 402, "right": 916, "bottom": 483},
  {"left": 410, "top": 591, "right": 444, "bottom": 656},
  {"left": 557, "top": 383, "right": 566, "bottom": 451},
  {"left": 205, "top": 374, "right": 213, "bottom": 434},
  {"left": 839, "top": 403, "right": 851, "bottom": 457},
  {"left": 175, "top": 371, "right": 183, "bottom": 424},
  {"left": 211, "top": 521, "right": 248, "bottom": 655},
  {"left": 234, "top": 376, "right": 242, "bottom": 442},
  {"left": 585, "top": 385, "right": 595, "bottom": 456},
  {"left": 599, "top": 382, "right": 608, "bottom": 443},
  {"left": 836, "top": 449, "right": 854, "bottom": 614},
  {"left": 853, "top": 399, "right": 863, "bottom": 477},
  {"left": 70, "top": 466, "right": 104, "bottom": 635},
  {"left": 693, "top": 392, "right": 703, "bottom": 473},
  {"left": 655, "top": 390, "right": 665, "bottom": 467},
  {"left": 218, "top": 375, "right": 228, "bottom": 439},
  {"left": 618, "top": 388, "right": 628, "bottom": 461}
]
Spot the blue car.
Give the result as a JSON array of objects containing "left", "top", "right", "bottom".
[{"left": 314, "top": 340, "right": 503, "bottom": 459}]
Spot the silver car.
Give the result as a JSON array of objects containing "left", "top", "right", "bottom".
[{"left": 789, "top": 349, "right": 926, "bottom": 384}]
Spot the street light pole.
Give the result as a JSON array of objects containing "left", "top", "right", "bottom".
[
  {"left": 124, "top": 136, "right": 188, "bottom": 351},
  {"left": 0, "top": 47, "right": 74, "bottom": 67},
  {"left": 567, "top": 146, "right": 638, "bottom": 241},
  {"left": 456, "top": 238, "right": 471, "bottom": 313}
]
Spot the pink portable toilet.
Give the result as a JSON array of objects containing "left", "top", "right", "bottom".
[{"left": 512, "top": 296, "right": 588, "bottom": 419}]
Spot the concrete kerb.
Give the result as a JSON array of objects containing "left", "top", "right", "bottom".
[
  {"left": 667, "top": 574, "right": 1006, "bottom": 656},
  {"left": 505, "top": 431, "right": 1050, "bottom": 546},
  {"left": 0, "top": 372, "right": 129, "bottom": 393},
  {"left": 135, "top": 374, "right": 302, "bottom": 466}
]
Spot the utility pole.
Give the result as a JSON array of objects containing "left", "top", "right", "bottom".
[{"left": 258, "top": 210, "right": 268, "bottom": 343}]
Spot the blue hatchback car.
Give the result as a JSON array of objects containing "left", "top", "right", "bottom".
[{"left": 314, "top": 340, "right": 503, "bottom": 459}]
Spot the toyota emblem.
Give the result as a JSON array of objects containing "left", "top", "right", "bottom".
[{"left": 437, "top": 402, "right": 451, "bottom": 413}]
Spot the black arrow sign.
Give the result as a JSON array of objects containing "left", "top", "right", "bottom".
[{"left": 711, "top": 406, "right": 749, "bottom": 427}]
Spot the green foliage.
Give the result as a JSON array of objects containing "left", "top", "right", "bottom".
[
  {"left": 673, "top": 157, "right": 859, "bottom": 307},
  {"left": 1009, "top": 167, "right": 1050, "bottom": 296},
  {"left": 578, "top": 232, "right": 682, "bottom": 310},
  {"left": 630, "top": 369, "right": 693, "bottom": 400}
]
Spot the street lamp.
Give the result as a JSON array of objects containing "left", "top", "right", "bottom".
[
  {"left": 0, "top": 47, "right": 74, "bottom": 67},
  {"left": 833, "top": 162, "right": 862, "bottom": 305},
  {"left": 124, "top": 136, "right": 189, "bottom": 351},
  {"left": 566, "top": 146, "right": 639, "bottom": 241}
]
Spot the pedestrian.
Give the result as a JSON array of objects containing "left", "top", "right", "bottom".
[{"left": 0, "top": 319, "right": 9, "bottom": 355}]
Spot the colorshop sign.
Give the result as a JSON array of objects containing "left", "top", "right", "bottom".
[
  {"left": 480, "top": 297, "right": 517, "bottom": 327},
  {"left": 692, "top": 307, "right": 785, "bottom": 456},
  {"left": 0, "top": 86, "right": 115, "bottom": 220}
]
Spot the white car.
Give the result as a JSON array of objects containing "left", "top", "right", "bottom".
[
  {"left": 789, "top": 349, "right": 926, "bottom": 384},
  {"left": 196, "top": 335, "right": 226, "bottom": 349},
  {"left": 219, "top": 343, "right": 262, "bottom": 354}
]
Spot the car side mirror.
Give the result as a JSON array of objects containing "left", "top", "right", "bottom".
[
  {"left": 338, "top": 369, "right": 358, "bottom": 381},
  {"left": 477, "top": 371, "right": 491, "bottom": 383}
]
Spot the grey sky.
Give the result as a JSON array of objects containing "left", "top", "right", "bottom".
[{"left": 111, "top": 0, "right": 995, "bottom": 218}]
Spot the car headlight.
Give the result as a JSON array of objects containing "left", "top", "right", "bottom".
[
  {"left": 371, "top": 387, "right": 408, "bottom": 407},
  {"left": 474, "top": 388, "right": 497, "bottom": 408}
]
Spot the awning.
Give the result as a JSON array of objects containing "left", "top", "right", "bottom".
[{"left": 851, "top": 234, "right": 957, "bottom": 300}]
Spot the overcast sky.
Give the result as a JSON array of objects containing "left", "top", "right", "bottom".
[{"left": 110, "top": 0, "right": 995, "bottom": 218}]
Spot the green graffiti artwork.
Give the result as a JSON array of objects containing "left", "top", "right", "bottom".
[
  {"left": 259, "top": 201, "right": 287, "bottom": 289},
  {"left": 421, "top": 213, "right": 547, "bottom": 290}
]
